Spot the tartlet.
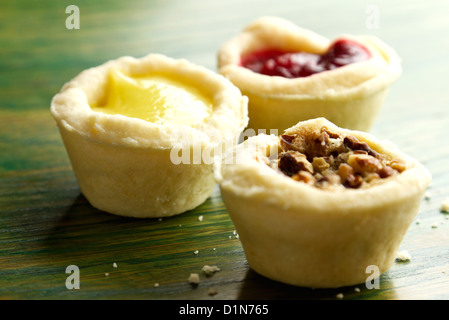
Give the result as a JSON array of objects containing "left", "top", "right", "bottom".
[
  {"left": 218, "top": 16, "right": 401, "bottom": 133},
  {"left": 51, "top": 54, "right": 248, "bottom": 218},
  {"left": 216, "top": 118, "right": 430, "bottom": 288}
]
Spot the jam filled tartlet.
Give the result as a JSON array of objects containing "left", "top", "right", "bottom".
[
  {"left": 51, "top": 54, "right": 248, "bottom": 218},
  {"left": 216, "top": 118, "right": 430, "bottom": 288},
  {"left": 218, "top": 16, "right": 401, "bottom": 133}
]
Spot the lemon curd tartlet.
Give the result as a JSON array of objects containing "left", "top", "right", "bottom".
[
  {"left": 216, "top": 118, "right": 430, "bottom": 288},
  {"left": 51, "top": 54, "right": 248, "bottom": 218},
  {"left": 218, "top": 16, "right": 401, "bottom": 133}
]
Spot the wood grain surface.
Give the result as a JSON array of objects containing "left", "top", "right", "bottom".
[{"left": 1, "top": 0, "right": 449, "bottom": 300}]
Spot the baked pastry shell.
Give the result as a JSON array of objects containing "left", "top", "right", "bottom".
[
  {"left": 216, "top": 118, "right": 431, "bottom": 288},
  {"left": 51, "top": 54, "right": 248, "bottom": 218},
  {"left": 218, "top": 16, "right": 402, "bottom": 132}
]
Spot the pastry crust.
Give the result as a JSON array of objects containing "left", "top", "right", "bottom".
[
  {"left": 51, "top": 54, "right": 248, "bottom": 218},
  {"left": 216, "top": 118, "right": 430, "bottom": 288},
  {"left": 218, "top": 16, "right": 401, "bottom": 132}
]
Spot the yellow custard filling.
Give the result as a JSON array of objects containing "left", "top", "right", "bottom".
[{"left": 91, "top": 68, "right": 214, "bottom": 126}]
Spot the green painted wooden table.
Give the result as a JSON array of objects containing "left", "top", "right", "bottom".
[{"left": 1, "top": 0, "right": 449, "bottom": 300}]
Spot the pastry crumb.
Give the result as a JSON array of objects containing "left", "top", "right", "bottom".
[
  {"left": 396, "top": 250, "right": 411, "bottom": 262},
  {"left": 105, "top": 272, "right": 109, "bottom": 277},
  {"left": 441, "top": 199, "right": 449, "bottom": 213},
  {"left": 154, "top": 283, "right": 160, "bottom": 287},
  {"left": 198, "top": 215, "right": 203, "bottom": 222},
  {"left": 336, "top": 293, "right": 344, "bottom": 299},
  {"left": 188, "top": 273, "right": 200, "bottom": 285},
  {"left": 424, "top": 191, "right": 432, "bottom": 200},
  {"left": 202, "top": 265, "right": 221, "bottom": 276},
  {"left": 354, "top": 287, "right": 361, "bottom": 293},
  {"left": 228, "top": 230, "right": 239, "bottom": 239},
  {"left": 208, "top": 288, "right": 218, "bottom": 296},
  {"left": 431, "top": 222, "right": 438, "bottom": 229},
  {"left": 193, "top": 250, "right": 199, "bottom": 255},
  {"left": 112, "top": 262, "right": 118, "bottom": 268}
]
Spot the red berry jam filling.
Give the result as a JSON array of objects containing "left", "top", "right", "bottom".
[{"left": 240, "top": 39, "right": 371, "bottom": 78}]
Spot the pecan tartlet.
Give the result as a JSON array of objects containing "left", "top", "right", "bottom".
[
  {"left": 216, "top": 118, "right": 430, "bottom": 288},
  {"left": 218, "top": 16, "right": 401, "bottom": 132}
]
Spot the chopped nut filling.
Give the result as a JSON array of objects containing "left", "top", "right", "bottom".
[{"left": 274, "top": 127, "right": 406, "bottom": 189}]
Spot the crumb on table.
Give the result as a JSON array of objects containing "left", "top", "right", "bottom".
[
  {"left": 188, "top": 273, "right": 200, "bottom": 285},
  {"left": 441, "top": 199, "right": 449, "bottom": 213},
  {"left": 396, "top": 250, "right": 411, "bottom": 262}
]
